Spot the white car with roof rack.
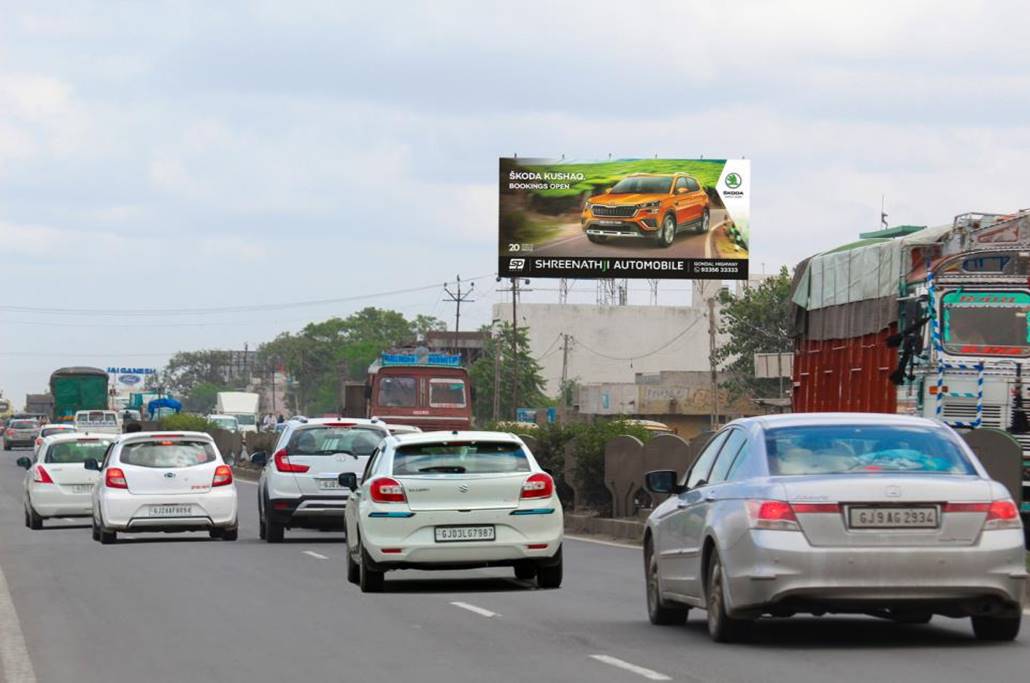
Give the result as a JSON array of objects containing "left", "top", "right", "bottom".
[
  {"left": 18, "top": 432, "right": 118, "bottom": 529},
  {"left": 340, "top": 430, "right": 563, "bottom": 592},
  {"left": 87, "top": 431, "right": 238, "bottom": 544},
  {"left": 251, "top": 417, "right": 390, "bottom": 542}
]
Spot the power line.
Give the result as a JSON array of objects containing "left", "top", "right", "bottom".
[
  {"left": 0, "top": 273, "right": 497, "bottom": 318},
  {"left": 572, "top": 317, "right": 704, "bottom": 362}
]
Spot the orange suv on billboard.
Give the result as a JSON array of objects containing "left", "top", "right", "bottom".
[{"left": 581, "top": 173, "right": 710, "bottom": 247}]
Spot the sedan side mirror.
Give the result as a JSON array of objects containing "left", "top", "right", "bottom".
[
  {"left": 16, "top": 457, "right": 32, "bottom": 469},
  {"left": 338, "top": 472, "right": 358, "bottom": 491},
  {"left": 249, "top": 451, "right": 267, "bottom": 467},
  {"left": 83, "top": 458, "right": 100, "bottom": 471},
  {"left": 644, "top": 469, "right": 682, "bottom": 495}
]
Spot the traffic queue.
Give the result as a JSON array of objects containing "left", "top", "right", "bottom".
[{"left": 5, "top": 410, "right": 1026, "bottom": 643}]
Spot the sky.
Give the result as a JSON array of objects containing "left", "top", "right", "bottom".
[{"left": 3, "top": 0, "right": 1030, "bottom": 403}]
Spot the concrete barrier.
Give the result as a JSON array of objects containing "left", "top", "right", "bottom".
[{"left": 564, "top": 512, "right": 644, "bottom": 545}]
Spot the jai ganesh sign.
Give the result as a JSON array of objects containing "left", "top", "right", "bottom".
[{"left": 498, "top": 157, "right": 750, "bottom": 280}]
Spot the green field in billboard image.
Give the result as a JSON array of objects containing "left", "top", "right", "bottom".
[{"left": 499, "top": 158, "right": 750, "bottom": 267}]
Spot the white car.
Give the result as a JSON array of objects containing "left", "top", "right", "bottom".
[
  {"left": 18, "top": 433, "right": 117, "bottom": 529},
  {"left": 33, "top": 424, "right": 78, "bottom": 454},
  {"left": 87, "top": 431, "right": 238, "bottom": 544},
  {"left": 342, "top": 431, "right": 563, "bottom": 593},
  {"left": 252, "top": 417, "right": 390, "bottom": 542},
  {"left": 74, "top": 410, "right": 121, "bottom": 435},
  {"left": 207, "top": 414, "right": 240, "bottom": 433}
]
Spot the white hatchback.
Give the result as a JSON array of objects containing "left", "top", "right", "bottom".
[
  {"left": 88, "top": 431, "right": 238, "bottom": 544},
  {"left": 19, "top": 433, "right": 117, "bottom": 529},
  {"left": 342, "top": 431, "right": 563, "bottom": 592}
]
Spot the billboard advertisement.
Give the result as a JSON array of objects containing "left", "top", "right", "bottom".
[
  {"left": 499, "top": 158, "right": 749, "bottom": 279},
  {"left": 107, "top": 367, "right": 157, "bottom": 392}
]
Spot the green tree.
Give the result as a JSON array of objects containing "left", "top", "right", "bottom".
[
  {"left": 411, "top": 314, "right": 447, "bottom": 341},
  {"left": 470, "top": 323, "right": 547, "bottom": 422},
  {"left": 714, "top": 267, "right": 794, "bottom": 399},
  {"left": 182, "top": 381, "right": 224, "bottom": 414},
  {"left": 162, "top": 350, "right": 232, "bottom": 397}
]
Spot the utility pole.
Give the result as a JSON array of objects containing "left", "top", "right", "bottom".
[
  {"left": 442, "top": 275, "right": 475, "bottom": 352},
  {"left": 558, "top": 333, "right": 570, "bottom": 422},
  {"left": 708, "top": 296, "right": 720, "bottom": 430},
  {"left": 492, "top": 324, "right": 502, "bottom": 422},
  {"left": 497, "top": 278, "right": 532, "bottom": 419}
]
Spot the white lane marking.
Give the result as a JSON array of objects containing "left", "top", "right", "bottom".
[
  {"left": 449, "top": 601, "right": 498, "bottom": 618},
  {"left": 303, "top": 551, "right": 328, "bottom": 560},
  {"left": 0, "top": 558, "right": 37, "bottom": 682},
  {"left": 589, "top": 655, "right": 670, "bottom": 681},
  {"left": 565, "top": 534, "right": 640, "bottom": 550}
]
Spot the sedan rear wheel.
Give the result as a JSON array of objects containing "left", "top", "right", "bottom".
[
  {"left": 646, "top": 549, "right": 688, "bottom": 625},
  {"left": 346, "top": 549, "right": 361, "bottom": 584},
  {"left": 706, "top": 552, "right": 751, "bottom": 642},
  {"left": 971, "top": 614, "right": 1021, "bottom": 641}
]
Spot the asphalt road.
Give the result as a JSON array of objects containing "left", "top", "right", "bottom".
[
  {"left": 1, "top": 445, "right": 1028, "bottom": 683},
  {"left": 530, "top": 209, "right": 729, "bottom": 260}
]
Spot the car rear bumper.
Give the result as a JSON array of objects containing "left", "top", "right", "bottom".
[
  {"left": 267, "top": 495, "right": 349, "bottom": 527},
  {"left": 29, "top": 484, "right": 94, "bottom": 517},
  {"left": 99, "top": 487, "right": 238, "bottom": 531},
  {"left": 360, "top": 506, "right": 563, "bottom": 566},
  {"left": 724, "top": 528, "right": 1028, "bottom": 617},
  {"left": 5, "top": 438, "right": 35, "bottom": 447}
]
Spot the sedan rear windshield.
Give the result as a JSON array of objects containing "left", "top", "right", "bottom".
[
  {"left": 764, "top": 425, "right": 976, "bottom": 476},
  {"left": 393, "top": 442, "right": 530, "bottom": 475},
  {"left": 10, "top": 420, "right": 36, "bottom": 429},
  {"left": 288, "top": 426, "right": 384, "bottom": 456},
  {"left": 46, "top": 440, "right": 113, "bottom": 463},
  {"left": 120, "top": 441, "right": 217, "bottom": 468}
]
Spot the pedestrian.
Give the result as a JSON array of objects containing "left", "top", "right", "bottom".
[{"left": 276, "top": 413, "right": 285, "bottom": 424}]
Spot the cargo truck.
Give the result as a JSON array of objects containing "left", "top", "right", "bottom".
[
  {"left": 791, "top": 211, "right": 1030, "bottom": 531},
  {"left": 215, "top": 392, "right": 260, "bottom": 433},
  {"left": 49, "top": 368, "right": 108, "bottom": 422},
  {"left": 364, "top": 350, "right": 472, "bottom": 432}
]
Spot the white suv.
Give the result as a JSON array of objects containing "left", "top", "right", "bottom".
[
  {"left": 252, "top": 418, "right": 390, "bottom": 543},
  {"left": 87, "top": 431, "right": 238, "bottom": 544}
]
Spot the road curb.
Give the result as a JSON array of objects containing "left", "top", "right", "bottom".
[{"left": 564, "top": 512, "right": 644, "bottom": 545}]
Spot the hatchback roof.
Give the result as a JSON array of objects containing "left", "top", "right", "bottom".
[{"left": 744, "top": 412, "right": 944, "bottom": 430}]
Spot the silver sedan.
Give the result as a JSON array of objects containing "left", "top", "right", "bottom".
[{"left": 643, "top": 413, "right": 1027, "bottom": 642}]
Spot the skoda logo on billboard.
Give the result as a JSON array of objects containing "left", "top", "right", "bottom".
[
  {"left": 725, "top": 172, "right": 742, "bottom": 189},
  {"left": 119, "top": 374, "right": 142, "bottom": 386}
]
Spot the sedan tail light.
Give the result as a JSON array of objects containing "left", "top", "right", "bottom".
[
  {"left": 105, "top": 467, "right": 128, "bottom": 489},
  {"left": 274, "top": 449, "right": 309, "bottom": 473},
  {"left": 33, "top": 466, "right": 54, "bottom": 484},
  {"left": 212, "top": 465, "right": 233, "bottom": 487},
  {"left": 369, "top": 477, "right": 406, "bottom": 503},
  {"left": 985, "top": 500, "right": 1021, "bottom": 530},
  {"left": 520, "top": 473, "right": 554, "bottom": 500},
  {"left": 746, "top": 500, "right": 800, "bottom": 531}
]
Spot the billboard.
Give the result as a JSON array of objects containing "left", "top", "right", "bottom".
[
  {"left": 107, "top": 367, "right": 157, "bottom": 393},
  {"left": 499, "top": 158, "right": 749, "bottom": 279}
]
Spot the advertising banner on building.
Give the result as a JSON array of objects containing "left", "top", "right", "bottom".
[
  {"left": 107, "top": 367, "right": 157, "bottom": 392},
  {"left": 499, "top": 158, "right": 749, "bottom": 279}
]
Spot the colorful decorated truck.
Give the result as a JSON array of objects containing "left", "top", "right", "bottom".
[{"left": 791, "top": 211, "right": 1030, "bottom": 529}]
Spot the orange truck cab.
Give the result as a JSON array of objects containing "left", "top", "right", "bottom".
[{"left": 367, "top": 351, "right": 472, "bottom": 432}]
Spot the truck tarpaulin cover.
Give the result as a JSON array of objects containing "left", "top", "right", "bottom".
[
  {"left": 790, "top": 225, "right": 951, "bottom": 341},
  {"left": 498, "top": 158, "right": 750, "bottom": 280},
  {"left": 49, "top": 367, "right": 109, "bottom": 421}
]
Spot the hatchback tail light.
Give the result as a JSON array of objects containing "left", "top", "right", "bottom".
[
  {"left": 746, "top": 500, "right": 800, "bottom": 531},
  {"left": 985, "top": 499, "right": 1021, "bottom": 530},
  {"left": 274, "top": 449, "right": 309, "bottom": 473},
  {"left": 212, "top": 465, "right": 233, "bottom": 487},
  {"left": 520, "top": 473, "right": 554, "bottom": 500},
  {"left": 370, "top": 477, "right": 406, "bottom": 503},
  {"left": 106, "top": 467, "right": 128, "bottom": 489},
  {"left": 33, "top": 466, "right": 54, "bottom": 484}
]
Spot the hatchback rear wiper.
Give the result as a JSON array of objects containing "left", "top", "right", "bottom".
[{"left": 418, "top": 466, "right": 466, "bottom": 473}]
